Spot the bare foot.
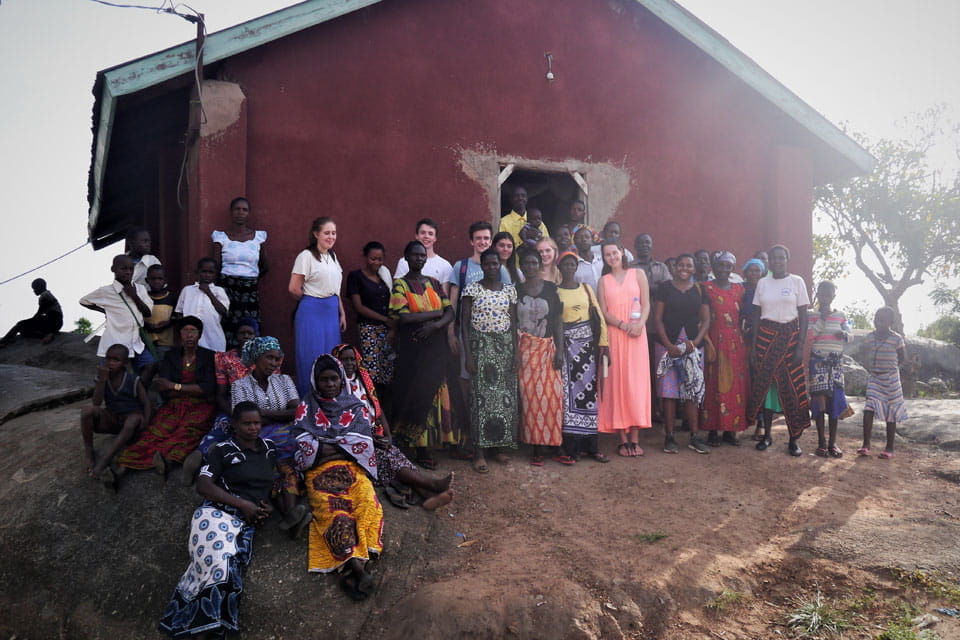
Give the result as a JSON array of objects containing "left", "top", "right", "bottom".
[
  {"left": 433, "top": 472, "right": 454, "bottom": 494},
  {"left": 493, "top": 453, "right": 511, "bottom": 465},
  {"left": 422, "top": 489, "right": 454, "bottom": 511},
  {"left": 84, "top": 452, "right": 97, "bottom": 478}
]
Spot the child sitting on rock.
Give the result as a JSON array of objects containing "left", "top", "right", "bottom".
[{"left": 81, "top": 343, "right": 151, "bottom": 488}]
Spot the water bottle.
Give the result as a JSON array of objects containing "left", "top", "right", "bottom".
[{"left": 629, "top": 297, "right": 642, "bottom": 321}]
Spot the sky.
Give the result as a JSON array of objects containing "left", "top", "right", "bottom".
[{"left": 0, "top": 0, "right": 958, "bottom": 335}]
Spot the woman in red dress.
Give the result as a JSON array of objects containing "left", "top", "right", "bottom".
[{"left": 701, "top": 252, "right": 749, "bottom": 445}]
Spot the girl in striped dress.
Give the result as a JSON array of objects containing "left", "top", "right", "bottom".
[
  {"left": 807, "top": 281, "right": 852, "bottom": 457},
  {"left": 858, "top": 307, "right": 907, "bottom": 459}
]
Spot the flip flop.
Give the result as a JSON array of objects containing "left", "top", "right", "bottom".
[
  {"left": 617, "top": 442, "right": 632, "bottom": 458},
  {"left": 472, "top": 458, "right": 489, "bottom": 474},
  {"left": 551, "top": 455, "right": 576, "bottom": 466},
  {"left": 100, "top": 467, "right": 118, "bottom": 492},
  {"left": 878, "top": 450, "right": 895, "bottom": 459},
  {"left": 529, "top": 455, "right": 545, "bottom": 467},
  {"left": 815, "top": 447, "right": 828, "bottom": 457},
  {"left": 856, "top": 447, "right": 871, "bottom": 457},
  {"left": 629, "top": 442, "right": 644, "bottom": 457},
  {"left": 416, "top": 456, "right": 438, "bottom": 470},
  {"left": 828, "top": 446, "right": 843, "bottom": 458},
  {"left": 383, "top": 486, "right": 410, "bottom": 509},
  {"left": 591, "top": 452, "right": 611, "bottom": 463}
]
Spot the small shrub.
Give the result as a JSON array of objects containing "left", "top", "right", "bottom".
[
  {"left": 74, "top": 317, "right": 92, "bottom": 336},
  {"left": 632, "top": 532, "right": 668, "bottom": 543},
  {"left": 786, "top": 590, "right": 851, "bottom": 637},
  {"left": 706, "top": 589, "right": 747, "bottom": 614}
]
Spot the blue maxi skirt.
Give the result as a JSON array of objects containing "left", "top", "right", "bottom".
[{"left": 294, "top": 295, "right": 341, "bottom": 396}]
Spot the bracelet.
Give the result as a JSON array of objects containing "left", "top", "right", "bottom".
[
  {"left": 619, "top": 321, "right": 626, "bottom": 330},
  {"left": 175, "top": 383, "right": 182, "bottom": 392}
]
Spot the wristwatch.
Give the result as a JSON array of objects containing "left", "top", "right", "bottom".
[{"left": 175, "top": 383, "right": 182, "bottom": 391}]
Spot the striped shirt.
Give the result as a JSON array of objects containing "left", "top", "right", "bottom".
[{"left": 807, "top": 308, "right": 850, "bottom": 355}]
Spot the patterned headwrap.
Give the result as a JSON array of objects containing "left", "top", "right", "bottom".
[
  {"left": 291, "top": 354, "right": 377, "bottom": 479},
  {"left": 742, "top": 258, "right": 766, "bottom": 275},
  {"left": 716, "top": 251, "right": 736, "bottom": 265},
  {"left": 241, "top": 336, "right": 282, "bottom": 366}
]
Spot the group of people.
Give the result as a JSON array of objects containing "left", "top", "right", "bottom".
[{"left": 11, "top": 191, "right": 906, "bottom": 638}]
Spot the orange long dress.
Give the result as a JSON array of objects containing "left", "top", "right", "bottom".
[{"left": 598, "top": 272, "right": 651, "bottom": 432}]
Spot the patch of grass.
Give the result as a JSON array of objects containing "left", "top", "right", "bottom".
[
  {"left": 786, "top": 590, "right": 852, "bottom": 638},
  {"left": 632, "top": 532, "right": 669, "bottom": 544},
  {"left": 877, "top": 622, "right": 941, "bottom": 640},
  {"left": 705, "top": 589, "right": 747, "bottom": 614},
  {"left": 890, "top": 568, "right": 960, "bottom": 608}
]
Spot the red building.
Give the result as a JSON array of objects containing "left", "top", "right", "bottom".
[{"left": 87, "top": 0, "right": 873, "bottom": 363}]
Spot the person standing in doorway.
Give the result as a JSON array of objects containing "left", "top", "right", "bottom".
[{"left": 499, "top": 185, "right": 549, "bottom": 250}]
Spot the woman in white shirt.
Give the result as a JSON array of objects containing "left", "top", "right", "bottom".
[
  {"left": 746, "top": 244, "right": 811, "bottom": 456},
  {"left": 212, "top": 197, "right": 268, "bottom": 348},
  {"left": 288, "top": 217, "right": 345, "bottom": 396}
]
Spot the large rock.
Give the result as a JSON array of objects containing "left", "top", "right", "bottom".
[
  {"left": 0, "top": 331, "right": 100, "bottom": 376},
  {"left": 846, "top": 333, "right": 960, "bottom": 393},
  {"left": 843, "top": 355, "right": 868, "bottom": 396}
]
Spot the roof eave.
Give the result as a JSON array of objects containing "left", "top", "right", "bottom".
[
  {"left": 636, "top": 0, "right": 876, "bottom": 177},
  {"left": 87, "top": 0, "right": 385, "bottom": 241}
]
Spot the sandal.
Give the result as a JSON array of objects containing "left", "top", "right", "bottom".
[
  {"left": 383, "top": 485, "right": 410, "bottom": 509},
  {"left": 878, "top": 450, "right": 895, "bottom": 459},
  {"left": 472, "top": 458, "right": 489, "bottom": 474},
  {"left": 529, "top": 455, "right": 545, "bottom": 467},
  {"left": 617, "top": 442, "right": 632, "bottom": 458},
  {"left": 629, "top": 442, "right": 644, "bottom": 457},
  {"left": 551, "top": 455, "right": 576, "bottom": 466},
  {"left": 856, "top": 447, "right": 871, "bottom": 457},
  {"left": 828, "top": 445, "right": 843, "bottom": 458},
  {"left": 815, "top": 447, "right": 828, "bottom": 457},
  {"left": 339, "top": 571, "right": 369, "bottom": 601},
  {"left": 416, "top": 456, "right": 438, "bottom": 470},
  {"left": 590, "top": 452, "right": 611, "bottom": 463}
]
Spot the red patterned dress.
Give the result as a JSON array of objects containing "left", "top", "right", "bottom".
[{"left": 701, "top": 281, "right": 748, "bottom": 432}]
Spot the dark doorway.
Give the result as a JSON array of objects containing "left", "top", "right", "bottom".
[{"left": 500, "top": 168, "right": 585, "bottom": 237}]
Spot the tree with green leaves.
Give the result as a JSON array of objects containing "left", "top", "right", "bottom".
[{"left": 814, "top": 107, "right": 960, "bottom": 333}]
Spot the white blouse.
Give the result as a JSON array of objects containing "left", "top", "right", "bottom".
[
  {"left": 292, "top": 249, "right": 342, "bottom": 298},
  {"left": 212, "top": 230, "right": 266, "bottom": 278}
]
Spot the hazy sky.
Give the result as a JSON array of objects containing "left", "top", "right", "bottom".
[{"left": 1, "top": 0, "right": 957, "bottom": 335}]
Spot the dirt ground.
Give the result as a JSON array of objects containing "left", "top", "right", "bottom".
[{"left": 1, "top": 395, "right": 960, "bottom": 639}]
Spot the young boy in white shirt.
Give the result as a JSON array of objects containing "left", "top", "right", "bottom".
[
  {"left": 175, "top": 257, "right": 230, "bottom": 352},
  {"left": 80, "top": 254, "right": 156, "bottom": 384}
]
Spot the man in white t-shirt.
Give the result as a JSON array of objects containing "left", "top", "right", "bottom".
[{"left": 394, "top": 218, "right": 453, "bottom": 294}]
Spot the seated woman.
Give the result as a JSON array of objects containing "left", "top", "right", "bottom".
[
  {"left": 292, "top": 355, "right": 384, "bottom": 601},
  {"left": 332, "top": 343, "right": 453, "bottom": 510},
  {"left": 181, "top": 318, "right": 259, "bottom": 481},
  {"left": 117, "top": 316, "right": 216, "bottom": 480},
  {"left": 159, "top": 402, "right": 275, "bottom": 638}
]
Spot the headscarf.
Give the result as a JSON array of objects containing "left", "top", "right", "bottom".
[
  {"left": 178, "top": 315, "right": 204, "bottom": 337},
  {"left": 716, "top": 251, "right": 736, "bottom": 266},
  {"left": 330, "top": 344, "right": 385, "bottom": 434},
  {"left": 571, "top": 223, "right": 600, "bottom": 245},
  {"left": 742, "top": 258, "right": 766, "bottom": 275},
  {"left": 557, "top": 250, "right": 579, "bottom": 265},
  {"left": 241, "top": 336, "right": 282, "bottom": 366},
  {"left": 237, "top": 317, "right": 260, "bottom": 335},
  {"left": 291, "top": 354, "right": 377, "bottom": 479}
]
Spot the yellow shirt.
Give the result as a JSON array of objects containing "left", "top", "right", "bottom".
[
  {"left": 499, "top": 210, "right": 550, "bottom": 249},
  {"left": 557, "top": 283, "right": 608, "bottom": 346}
]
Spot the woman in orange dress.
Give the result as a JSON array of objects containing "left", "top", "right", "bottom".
[
  {"left": 701, "top": 251, "right": 749, "bottom": 445},
  {"left": 597, "top": 240, "right": 652, "bottom": 456}
]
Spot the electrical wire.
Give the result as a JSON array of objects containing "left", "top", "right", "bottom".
[{"left": 0, "top": 241, "right": 91, "bottom": 286}]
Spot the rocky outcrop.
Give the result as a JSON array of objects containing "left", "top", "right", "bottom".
[{"left": 846, "top": 332, "right": 960, "bottom": 395}]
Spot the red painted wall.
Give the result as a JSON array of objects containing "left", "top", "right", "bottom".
[{"left": 190, "top": 0, "right": 819, "bottom": 366}]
